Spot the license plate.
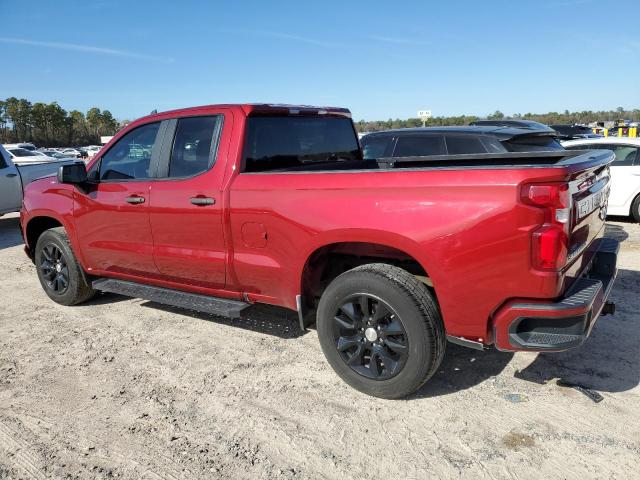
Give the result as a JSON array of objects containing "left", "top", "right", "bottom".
[{"left": 577, "top": 191, "right": 603, "bottom": 219}]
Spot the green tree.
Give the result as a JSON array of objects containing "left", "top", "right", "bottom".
[{"left": 86, "top": 107, "right": 102, "bottom": 137}]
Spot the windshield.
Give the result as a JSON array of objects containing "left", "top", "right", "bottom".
[
  {"left": 10, "top": 148, "right": 39, "bottom": 157},
  {"left": 243, "top": 116, "right": 361, "bottom": 172}
]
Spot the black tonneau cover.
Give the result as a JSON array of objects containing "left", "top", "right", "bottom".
[{"left": 376, "top": 149, "right": 612, "bottom": 169}]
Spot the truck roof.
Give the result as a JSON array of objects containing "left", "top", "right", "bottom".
[{"left": 134, "top": 103, "right": 352, "bottom": 124}]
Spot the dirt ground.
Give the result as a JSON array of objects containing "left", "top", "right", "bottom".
[{"left": 0, "top": 212, "right": 639, "bottom": 480}]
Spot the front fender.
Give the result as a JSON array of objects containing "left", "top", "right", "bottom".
[{"left": 21, "top": 179, "right": 85, "bottom": 268}]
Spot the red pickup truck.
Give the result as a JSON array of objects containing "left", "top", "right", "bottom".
[{"left": 20, "top": 104, "right": 619, "bottom": 398}]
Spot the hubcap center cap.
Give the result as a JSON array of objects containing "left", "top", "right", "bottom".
[
  {"left": 55, "top": 263, "right": 62, "bottom": 273},
  {"left": 364, "top": 327, "right": 378, "bottom": 342}
]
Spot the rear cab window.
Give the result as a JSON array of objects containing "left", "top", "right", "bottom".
[{"left": 242, "top": 116, "right": 361, "bottom": 172}]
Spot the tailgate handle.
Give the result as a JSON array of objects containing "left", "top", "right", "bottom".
[
  {"left": 125, "top": 196, "right": 145, "bottom": 204},
  {"left": 190, "top": 196, "right": 215, "bottom": 206}
]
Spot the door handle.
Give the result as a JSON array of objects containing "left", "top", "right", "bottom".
[
  {"left": 5, "top": 173, "right": 17, "bottom": 178},
  {"left": 125, "top": 196, "right": 145, "bottom": 204},
  {"left": 190, "top": 196, "right": 215, "bottom": 206}
]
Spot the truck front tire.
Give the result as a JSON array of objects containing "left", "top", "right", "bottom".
[
  {"left": 316, "top": 263, "right": 446, "bottom": 399},
  {"left": 35, "top": 227, "right": 96, "bottom": 306}
]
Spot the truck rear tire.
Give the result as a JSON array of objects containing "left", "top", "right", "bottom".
[
  {"left": 316, "top": 263, "right": 446, "bottom": 399},
  {"left": 35, "top": 227, "right": 96, "bottom": 306}
]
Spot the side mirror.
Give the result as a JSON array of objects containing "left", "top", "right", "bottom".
[{"left": 58, "top": 162, "right": 88, "bottom": 184}]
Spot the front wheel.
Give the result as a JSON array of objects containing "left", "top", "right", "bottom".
[
  {"left": 316, "top": 264, "right": 446, "bottom": 399},
  {"left": 35, "top": 227, "right": 96, "bottom": 306}
]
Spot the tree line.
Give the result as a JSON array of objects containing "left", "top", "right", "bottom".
[
  {"left": 3, "top": 97, "right": 639, "bottom": 141},
  {"left": 0, "top": 97, "right": 122, "bottom": 147},
  {"left": 355, "top": 107, "right": 640, "bottom": 132}
]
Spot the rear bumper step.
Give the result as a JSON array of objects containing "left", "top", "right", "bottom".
[
  {"left": 492, "top": 237, "right": 619, "bottom": 352},
  {"left": 92, "top": 278, "right": 250, "bottom": 318}
]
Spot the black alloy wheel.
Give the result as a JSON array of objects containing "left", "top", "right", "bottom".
[
  {"left": 332, "top": 293, "right": 409, "bottom": 380},
  {"left": 40, "top": 244, "right": 69, "bottom": 294}
]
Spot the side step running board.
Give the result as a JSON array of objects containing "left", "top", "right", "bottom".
[{"left": 92, "top": 278, "right": 250, "bottom": 318}]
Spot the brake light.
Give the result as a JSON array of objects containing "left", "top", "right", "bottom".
[{"left": 521, "top": 183, "right": 571, "bottom": 271}]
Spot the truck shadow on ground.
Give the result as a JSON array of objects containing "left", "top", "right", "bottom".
[
  {"left": 604, "top": 220, "right": 630, "bottom": 242},
  {"left": 514, "top": 268, "right": 640, "bottom": 393},
  {"left": 0, "top": 216, "right": 23, "bottom": 249},
  {"left": 138, "top": 301, "right": 305, "bottom": 339},
  {"left": 412, "top": 345, "right": 514, "bottom": 399}
]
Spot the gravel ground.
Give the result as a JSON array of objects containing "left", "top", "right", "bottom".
[{"left": 0, "top": 213, "right": 639, "bottom": 479}]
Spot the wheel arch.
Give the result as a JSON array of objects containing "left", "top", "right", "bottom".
[
  {"left": 299, "top": 237, "right": 438, "bottom": 312},
  {"left": 24, "top": 213, "right": 83, "bottom": 265}
]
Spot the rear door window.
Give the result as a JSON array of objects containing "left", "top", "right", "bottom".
[
  {"left": 444, "top": 135, "right": 488, "bottom": 154},
  {"left": 393, "top": 135, "right": 446, "bottom": 157},
  {"left": 168, "top": 116, "right": 222, "bottom": 177}
]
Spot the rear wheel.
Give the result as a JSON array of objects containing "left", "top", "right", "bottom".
[
  {"left": 317, "top": 263, "right": 445, "bottom": 399},
  {"left": 35, "top": 227, "right": 96, "bottom": 305},
  {"left": 631, "top": 195, "right": 640, "bottom": 223}
]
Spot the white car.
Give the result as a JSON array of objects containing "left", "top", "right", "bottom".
[
  {"left": 5, "top": 147, "right": 56, "bottom": 164},
  {"left": 563, "top": 138, "right": 640, "bottom": 221},
  {"left": 84, "top": 145, "right": 102, "bottom": 157},
  {"left": 61, "top": 148, "right": 83, "bottom": 158}
]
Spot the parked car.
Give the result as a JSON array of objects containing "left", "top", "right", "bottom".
[
  {"left": 1, "top": 145, "right": 75, "bottom": 216},
  {"left": 5, "top": 147, "right": 56, "bottom": 164},
  {"left": 563, "top": 137, "right": 640, "bottom": 221},
  {"left": 60, "top": 148, "right": 83, "bottom": 158},
  {"left": 360, "top": 125, "right": 564, "bottom": 160},
  {"left": 20, "top": 104, "right": 618, "bottom": 399},
  {"left": 551, "top": 124, "right": 602, "bottom": 140},
  {"left": 40, "top": 150, "right": 75, "bottom": 160},
  {"left": 84, "top": 145, "right": 102, "bottom": 157},
  {"left": 3, "top": 142, "right": 37, "bottom": 151}
]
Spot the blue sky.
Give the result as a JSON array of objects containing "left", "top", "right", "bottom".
[{"left": 1, "top": 0, "right": 637, "bottom": 121}]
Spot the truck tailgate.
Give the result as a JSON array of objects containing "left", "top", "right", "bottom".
[
  {"left": 567, "top": 158, "right": 611, "bottom": 266},
  {"left": 560, "top": 150, "right": 613, "bottom": 281}
]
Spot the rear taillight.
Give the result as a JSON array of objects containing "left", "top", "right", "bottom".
[{"left": 521, "top": 183, "right": 571, "bottom": 271}]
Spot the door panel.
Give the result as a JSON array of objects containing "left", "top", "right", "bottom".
[
  {"left": 609, "top": 165, "right": 639, "bottom": 209},
  {"left": 74, "top": 121, "right": 163, "bottom": 276},
  {"left": 74, "top": 182, "right": 157, "bottom": 274},
  {"left": 149, "top": 112, "right": 230, "bottom": 288}
]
